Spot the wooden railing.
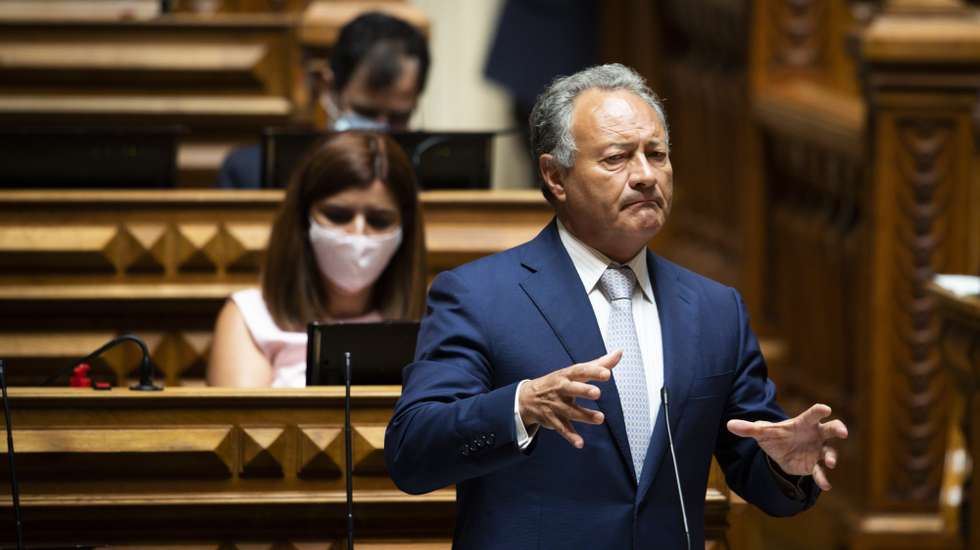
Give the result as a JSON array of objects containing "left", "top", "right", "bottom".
[
  {"left": 0, "top": 386, "right": 732, "bottom": 547},
  {"left": 0, "top": 190, "right": 553, "bottom": 386}
]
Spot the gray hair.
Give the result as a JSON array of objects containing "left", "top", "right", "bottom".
[{"left": 529, "top": 64, "right": 668, "bottom": 194}]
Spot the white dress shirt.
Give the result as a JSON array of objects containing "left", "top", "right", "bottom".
[{"left": 514, "top": 220, "right": 665, "bottom": 448}]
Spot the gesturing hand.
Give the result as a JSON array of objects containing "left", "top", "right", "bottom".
[
  {"left": 518, "top": 351, "right": 620, "bottom": 449},
  {"left": 727, "top": 403, "right": 848, "bottom": 491}
]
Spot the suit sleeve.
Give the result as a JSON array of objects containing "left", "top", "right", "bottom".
[
  {"left": 385, "top": 270, "right": 533, "bottom": 495},
  {"left": 713, "top": 288, "right": 820, "bottom": 516}
]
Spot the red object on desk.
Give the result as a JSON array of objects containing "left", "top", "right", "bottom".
[{"left": 69, "top": 363, "right": 92, "bottom": 388}]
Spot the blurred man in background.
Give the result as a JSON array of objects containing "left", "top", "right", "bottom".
[{"left": 217, "top": 11, "right": 430, "bottom": 189}]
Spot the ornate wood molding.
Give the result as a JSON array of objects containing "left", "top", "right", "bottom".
[
  {"left": 886, "top": 117, "right": 954, "bottom": 503},
  {"left": 0, "top": 190, "right": 553, "bottom": 386},
  {"left": 771, "top": 0, "right": 828, "bottom": 68},
  {"left": 0, "top": 387, "right": 731, "bottom": 546}
]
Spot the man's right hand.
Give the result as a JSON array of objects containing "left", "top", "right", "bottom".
[{"left": 517, "top": 350, "right": 621, "bottom": 449}]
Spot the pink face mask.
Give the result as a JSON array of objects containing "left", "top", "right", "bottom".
[{"left": 307, "top": 217, "right": 403, "bottom": 293}]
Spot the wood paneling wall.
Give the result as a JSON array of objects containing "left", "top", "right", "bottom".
[{"left": 602, "top": 1, "right": 979, "bottom": 549}]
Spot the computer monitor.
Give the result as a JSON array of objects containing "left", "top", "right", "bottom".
[
  {"left": 0, "top": 126, "right": 182, "bottom": 189},
  {"left": 261, "top": 128, "right": 494, "bottom": 190},
  {"left": 305, "top": 321, "right": 420, "bottom": 386}
]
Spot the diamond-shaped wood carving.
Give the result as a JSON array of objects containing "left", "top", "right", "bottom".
[
  {"left": 114, "top": 224, "right": 166, "bottom": 273},
  {"left": 224, "top": 223, "right": 269, "bottom": 273},
  {"left": 151, "top": 332, "right": 212, "bottom": 386},
  {"left": 101, "top": 226, "right": 147, "bottom": 274},
  {"left": 297, "top": 426, "right": 343, "bottom": 479},
  {"left": 174, "top": 223, "right": 221, "bottom": 273},
  {"left": 240, "top": 426, "right": 287, "bottom": 478},
  {"left": 352, "top": 426, "right": 387, "bottom": 476},
  {"left": 206, "top": 426, "right": 237, "bottom": 478}
]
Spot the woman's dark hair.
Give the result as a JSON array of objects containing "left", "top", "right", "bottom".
[{"left": 262, "top": 131, "right": 427, "bottom": 330}]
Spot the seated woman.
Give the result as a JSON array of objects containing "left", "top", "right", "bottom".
[{"left": 207, "top": 131, "right": 427, "bottom": 387}]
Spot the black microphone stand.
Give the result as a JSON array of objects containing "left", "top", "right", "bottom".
[
  {"left": 40, "top": 334, "right": 161, "bottom": 391},
  {"left": 1, "top": 360, "right": 24, "bottom": 550},
  {"left": 344, "top": 351, "right": 354, "bottom": 550},
  {"left": 661, "top": 387, "right": 691, "bottom": 550}
]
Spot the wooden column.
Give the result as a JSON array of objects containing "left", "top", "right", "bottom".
[{"left": 858, "top": 2, "right": 980, "bottom": 548}]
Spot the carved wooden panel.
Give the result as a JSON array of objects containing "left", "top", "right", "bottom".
[
  {"left": 0, "top": 426, "right": 236, "bottom": 479},
  {"left": 0, "top": 388, "right": 459, "bottom": 546},
  {"left": 731, "top": 2, "right": 976, "bottom": 549},
  {"left": 0, "top": 190, "right": 554, "bottom": 387},
  {"left": 770, "top": 0, "right": 827, "bottom": 68},
  {"left": 0, "top": 387, "right": 730, "bottom": 546},
  {"left": 649, "top": 0, "right": 760, "bottom": 314},
  {"left": 763, "top": 132, "right": 866, "bottom": 417}
]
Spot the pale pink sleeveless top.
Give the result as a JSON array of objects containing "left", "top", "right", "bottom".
[{"left": 230, "top": 288, "right": 382, "bottom": 388}]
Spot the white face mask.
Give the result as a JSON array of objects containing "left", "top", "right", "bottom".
[
  {"left": 321, "top": 93, "right": 389, "bottom": 132},
  {"left": 308, "top": 216, "right": 403, "bottom": 293}
]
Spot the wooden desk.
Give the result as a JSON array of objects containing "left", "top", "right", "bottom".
[
  {"left": 0, "top": 387, "right": 731, "bottom": 547},
  {"left": 0, "top": 386, "right": 452, "bottom": 547}
]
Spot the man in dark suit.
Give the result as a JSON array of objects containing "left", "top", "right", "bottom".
[
  {"left": 217, "top": 12, "right": 430, "bottom": 188},
  {"left": 385, "top": 64, "right": 847, "bottom": 549}
]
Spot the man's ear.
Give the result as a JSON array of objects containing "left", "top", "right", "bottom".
[
  {"left": 306, "top": 58, "right": 335, "bottom": 97},
  {"left": 319, "top": 63, "right": 335, "bottom": 94},
  {"left": 539, "top": 154, "right": 567, "bottom": 203}
]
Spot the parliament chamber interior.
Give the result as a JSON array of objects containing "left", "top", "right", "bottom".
[{"left": 0, "top": 0, "right": 977, "bottom": 548}]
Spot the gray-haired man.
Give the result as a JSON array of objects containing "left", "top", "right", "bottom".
[{"left": 385, "top": 64, "right": 847, "bottom": 549}]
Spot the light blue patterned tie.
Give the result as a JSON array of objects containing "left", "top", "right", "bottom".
[{"left": 599, "top": 265, "right": 651, "bottom": 482}]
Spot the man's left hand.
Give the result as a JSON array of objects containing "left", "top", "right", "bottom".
[{"left": 727, "top": 404, "right": 848, "bottom": 491}]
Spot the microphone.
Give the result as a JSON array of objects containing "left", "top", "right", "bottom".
[
  {"left": 661, "top": 386, "right": 691, "bottom": 550},
  {"left": 40, "top": 334, "right": 161, "bottom": 391},
  {"left": 344, "top": 351, "right": 354, "bottom": 550},
  {"left": 1, "top": 360, "right": 25, "bottom": 550}
]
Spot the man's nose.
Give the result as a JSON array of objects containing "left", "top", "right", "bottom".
[{"left": 628, "top": 152, "right": 657, "bottom": 189}]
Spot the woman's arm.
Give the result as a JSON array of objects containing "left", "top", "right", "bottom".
[{"left": 207, "top": 300, "right": 274, "bottom": 387}]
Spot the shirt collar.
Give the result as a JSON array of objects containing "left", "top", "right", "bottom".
[{"left": 556, "top": 219, "right": 654, "bottom": 303}]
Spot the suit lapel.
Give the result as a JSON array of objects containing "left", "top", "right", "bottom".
[
  {"left": 637, "top": 251, "right": 700, "bottom": 504},
  {"left": 518, "top": 221, "right": 636, "bottom": 481}
]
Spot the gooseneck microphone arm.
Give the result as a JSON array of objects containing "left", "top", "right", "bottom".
[
  {"left": 40, "top": 334, "right": 161, "bottom": 391},
  {"left": 344, "top": 351, "right": 354, "bottom": 550},
  {"left": 661, "top": 386, "right": 691, "bottom": 550},
  {"left": 1, "top": 360, "right": 24, "bottom": 550}
]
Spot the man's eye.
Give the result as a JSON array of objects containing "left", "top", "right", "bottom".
[
  {"left": 351, "top": 106, "right": 381, "bottom": 119},
  {"left": 648, "top": 150, "right": 667, "bottom": 161},
  {"left": 389, "top": 112, "right": 412, "bottom": 127},
  {"left": 605, "top": 154, "right": 626, "bottom": 163}
]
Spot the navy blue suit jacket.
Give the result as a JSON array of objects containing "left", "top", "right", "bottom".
[{"left": 385, "top": 221, "right": 818, "bottom": 549}]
